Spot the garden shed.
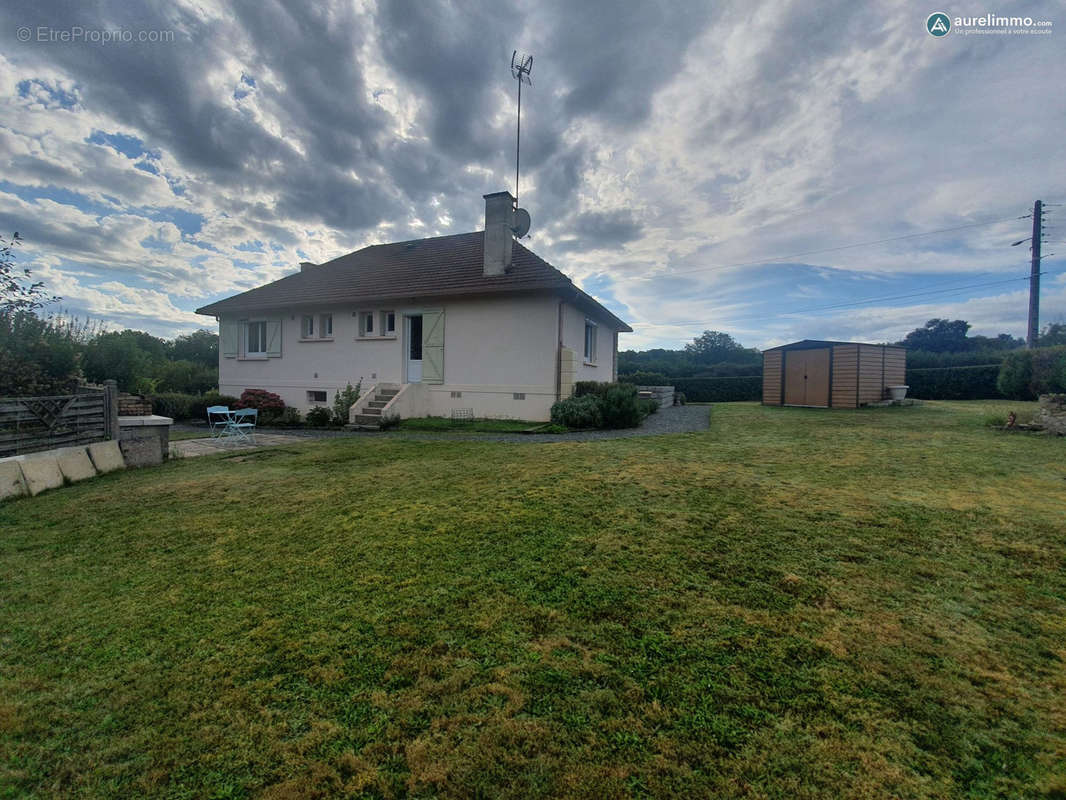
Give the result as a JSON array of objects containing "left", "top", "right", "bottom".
[{"left": 762, "top": 340, "right": 906, "bottom": 408}]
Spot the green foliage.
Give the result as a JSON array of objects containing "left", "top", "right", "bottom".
[
  {"left": 1, "top": 232, "right": 59, "bottom": 314},
  {"left": 573, "top": 380, "right": 610, "bottom": 398},
  {"left": 154, "top": 359, "right": 217, "bottom": 394},
  {"left": 167, "top": 329, "right": 218, "bottom": 367},
  {"left": 906, "top": 365, "right": 1003, "bottom": 400},
  {"left": 305, "top": 406, "right": 333, "bottom": 427},
  {"left": 674, "top": 376, "right": 762, "bottom": 402},
  {"left": 998, "top": 346, "right": 1066, "bottom": 400},
  {"left": 332, "top": 380, "right": 363, "bottom": 425},
  {"left": 550, "top": 394, "right": 603, "bottom": 429},
  {"left": 639, "top": 398, "right": 660, "bottom": 416},
  {"left": 675, "top": 392, "right": 687, "bottom": 405},
  {"left": 82, "top": 329, "right": 167, "bottom": 392},
  {"left": 620, "top": 371, "right": 671, "bottom": 385},
  {"left": 270, "top": 407, "right": 303, "bottom": 427},
  {"left": 599, "top": 383, "right": 642, "bottom": 428},
  {"left": 0, "top": 310, "right": 82, "bottom": 395},
  {"left": 1039, "top": 322, "right": 1066, "bottom": 347},
  {"left": 190, "top": 392, "right": 239, "bottom": 421},
  {"left": 904, "top": 348, "right": 1014, "bottom": 369},
  {"left": 899, "top": 318, "right": 1024, "bottom": 353},
  {"left": 150, "top": 392, "right": 198, "bottom": 420},
  {"left": 378, "top": 411, "right": 401, "bottom": 430}
]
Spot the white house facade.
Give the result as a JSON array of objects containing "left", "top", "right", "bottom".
[{"left": 196, "top": 192, "right": 630, "bottom": 422}]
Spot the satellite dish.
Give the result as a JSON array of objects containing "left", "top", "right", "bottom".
[{"left": 511, "top": 207, "right": 531, "bottom": 238}]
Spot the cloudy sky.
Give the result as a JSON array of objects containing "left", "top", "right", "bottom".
[{"left": 1, "top": 0, "right": 1063, "bottom": 350}]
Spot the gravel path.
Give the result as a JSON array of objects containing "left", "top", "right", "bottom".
[{"left": 171, "top": 404, "right": 710, "bottom": 444}]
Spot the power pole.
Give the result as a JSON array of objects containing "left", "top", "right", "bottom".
[{"left": 1027, "top": 200, "right": 1042, "bottom": 348}]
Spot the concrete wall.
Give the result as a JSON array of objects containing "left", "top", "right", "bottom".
[{"left": 560, "top": 302, "right": 619, "bottom": 384}]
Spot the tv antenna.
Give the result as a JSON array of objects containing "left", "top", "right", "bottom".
[{"left": 510, "top": 51, "right": 533, "bottom": 208}]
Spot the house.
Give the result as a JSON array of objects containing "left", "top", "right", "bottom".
[{"left": 195, "top": 192, "right": 632, "bottom": 423}]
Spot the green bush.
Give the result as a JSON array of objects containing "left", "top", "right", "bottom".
[
  {"left": 270, "top": 407, "right": 302, "bottom": 427},
  {"left": 639, "top": 398, "right": 659, "bottom": 416},
  {"left": 332, "top": 381, "right": 362, "bottom": 425},
  {"left": 618, "top": 371, "right": 671, "bottom": 386},
  {"left": 150, "top": 392, "right": 198, "bottom": 420},
  {"left": 600, "top": 383, "right": 642, "bottom": 428},
  {"left": 550, "top": 395, "right": 603, "bottom": 429},
  {"left": 379, "top": 412, "right": 401, "bottom": 431},
  {"left": 906, "top": 365, "right": 1003, "bottom": 400},
  {"left": 997, "top": 346, "right": 1066, "bottom": 399},
  {"left": 190, "top": 392, "right": 239, "bottom": 421},
  {"left": 305, "top": 406, "right": 333, "bottom": 427},
  {"left": 673, "top": 376, "right": 762, "bottom": 402}
]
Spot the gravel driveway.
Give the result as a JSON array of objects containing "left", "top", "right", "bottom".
[{"left": 171, "top": 404, "right": 710, "bottom": 444}]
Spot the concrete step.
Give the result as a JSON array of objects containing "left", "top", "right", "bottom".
[
  {"left": 377, "top": 390, "right": 399, "bottom": 398},
  {"left": 367, "top": 400, "right": 387, "bottom": 409},
  {"left": 361, "top": 407, "right": 382, "bottom": 416},
  {"left": 352, "top": 414, "right": 382, "bottom": 427}
]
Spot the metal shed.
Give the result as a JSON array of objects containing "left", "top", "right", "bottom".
[{"left": 762, "top": 340, "right": 906, "bottom": 408}]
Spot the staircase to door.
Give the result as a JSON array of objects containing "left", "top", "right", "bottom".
[{"left": 350, "top": 386, "right": 400, "bottom": 429}]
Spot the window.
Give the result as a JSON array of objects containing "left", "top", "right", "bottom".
[
  {"left": 358, "top": 311, "right": 374, "bottom": 337},
  {"left": 247, "top": 321, "right": 267, "bottom": 355},
  {"left": 307, "top": 390, "right": 327, "bottom": 403},
  {"left": 320, "top": 314, "right": 332, "bottom": 338},
  {"left": 382, "top": 310, "right": 396, "bottom": 335},
  {"left": 584, "top": 319, "right": 597, "bottom": 363},
  {"left": 301, "top": 315, "right": 314, "bottom": 339}
]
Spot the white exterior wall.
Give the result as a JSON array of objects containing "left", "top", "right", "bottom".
[
  {"left": 216, "top": 293, "right": 566, "bottom": 420},
  {"left": 560, "top": 301, "right": 619, "bottom": 384}
]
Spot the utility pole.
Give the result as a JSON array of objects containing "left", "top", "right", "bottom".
[{"left": 1027, "top": 200, "right": 1042, "bottom": 348}]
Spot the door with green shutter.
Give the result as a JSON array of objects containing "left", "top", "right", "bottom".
[{"left": 421, "top": 310, "right": 444, "bottom": 384}]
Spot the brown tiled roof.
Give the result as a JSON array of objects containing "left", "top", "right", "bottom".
[{"left": 195, "top": 231, "right": 630, "bottom": 331}]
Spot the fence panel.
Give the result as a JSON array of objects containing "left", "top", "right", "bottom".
[{"left": 0, "top": 385, "right": 114, "bottom": 457}]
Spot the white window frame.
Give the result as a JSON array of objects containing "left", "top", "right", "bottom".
[
  {"left": 381, "top": 310, "right": 396, "bottom": 336},
  {"left": 357, "top": 310, "right": 375, "bottom": 338},
  {"left": 584, "top": 318, "right": 598, "bottom": 364},
  {"left": 301, "top": 315, "right": 315, "bottom": 339},
  {"left": 307, "top": 389, "right": 328, "bottom": 404},
  {"left": 247, "top": 320, "right": 267, "bottom": 356},
  {"left": 319, "top": 313, "right": 333, "bottom": 339}
]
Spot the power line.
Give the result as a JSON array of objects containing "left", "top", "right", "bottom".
[
  {"left": 631, "top": 270, "right": 1059, "bottom": 331},
  {"left": 627, "top": 214, "right": 1030, "bottom": 283}
]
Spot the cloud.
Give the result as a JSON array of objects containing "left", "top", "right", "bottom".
[{"left": 0, "top": 0, "right": 1061, "bottom": 349}]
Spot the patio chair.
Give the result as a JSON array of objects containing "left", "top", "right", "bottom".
[
  {"left": 227, "top": 407, "right": 258, "bottom": 445},
  {"left": 206, "top": 405, "right": 232, "bottom": 439}
]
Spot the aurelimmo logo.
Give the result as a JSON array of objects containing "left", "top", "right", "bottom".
[{"left": 927, "top": 12, "right": 952, "bottom": 36}]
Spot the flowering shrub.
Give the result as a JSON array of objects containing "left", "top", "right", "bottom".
[{"left": 235, "top": 388, "right": 285, "bottom": 412}]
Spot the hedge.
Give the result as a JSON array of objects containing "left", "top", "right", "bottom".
[
  {"left": 904, "top": 365, "right": 1003, "bottom": 400},
  {"left": 673, "top": 376, "right": 762, "bottom": 402},
  {"left": 997, "top": 346, "right": 1066, "bottom": 399}
]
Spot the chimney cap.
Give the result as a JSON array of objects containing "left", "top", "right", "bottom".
[
  {"left": 300, "top": 261, "right": 317, "bottom": 272},
  {"left": 483, "top": 191, "right": 515, "bottom": 202}
]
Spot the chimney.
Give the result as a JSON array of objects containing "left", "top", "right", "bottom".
[
  {"left": 300, "top": 261, "right": 317, "bottom": 273},
  {"left": 483, "top": 191, "right": 515, "bottom": 276}
]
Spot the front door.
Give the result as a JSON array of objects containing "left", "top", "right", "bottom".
[{"left": 406, "top": 314, "right": 423, "bottom": 383}]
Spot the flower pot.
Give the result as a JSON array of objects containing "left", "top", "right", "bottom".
[{"left": 887, "top": 385, "right": 909, "bottom": 402}]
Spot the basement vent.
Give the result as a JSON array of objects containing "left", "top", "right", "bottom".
[
  {"left": 513, "top": 392, "right": 526, "bottom": 400},
  {"left": 450, "top": 391, "right": 462, "bottom": 398}
]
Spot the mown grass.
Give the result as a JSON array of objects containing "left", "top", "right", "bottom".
[
  {"left": 1, "top": 401, "right": 1064, "bottom": 799},
  {"left": 395, "top": 417, "right": 542, "bottom": 433}
]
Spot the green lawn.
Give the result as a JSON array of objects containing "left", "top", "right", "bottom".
[
  {"left": 395, "top": 417, "right": 544, "bottom": 433},
  {"left": 2, "top": 401, "right": 1064, "bottom": 799}
]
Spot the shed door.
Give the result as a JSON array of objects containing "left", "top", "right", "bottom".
[{"left": 783, "top": 349, "right": 831, "bottom": 407}]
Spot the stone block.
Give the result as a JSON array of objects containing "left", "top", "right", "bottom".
[
  {"left": 18, "top": 455, "right": 64, "bottom": 496},
  {"left": 56, "top": 446, "right": 97, "bottom": 483},
  {"left": 87, "top": 440, "right": 126, "bottom": 473},
  {"left": 119, "top": 436, "right": 164, "bottom": 467},
  {"left": 0, "top": 461, "right": 28, "bottom": 501}
]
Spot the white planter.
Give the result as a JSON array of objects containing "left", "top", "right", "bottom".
[{"left": 887, "top": 385, "right": 909, "bottom": 402}]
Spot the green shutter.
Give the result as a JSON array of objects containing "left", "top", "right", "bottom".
[
  {"left": 266, "top": 319, "right": 282, "bottom": 358},
  {"left": 422, "top": 310, "right": 444, "bottom": 384},
  {"left": 221, "top": 320, "right": 238, "bottom": 358}
]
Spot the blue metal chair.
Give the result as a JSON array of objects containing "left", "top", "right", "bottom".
[
  {"left": 228, "top": 407, "right": 258, "bottom": 445},
  {"left": 206, "top": 405, "right": 231, "bottom": 439}
]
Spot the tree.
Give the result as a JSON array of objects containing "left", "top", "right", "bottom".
[
  {"left": 82, "top": 330, "right": 168, "bottom": 393},
  {"left": 1039, "top": 322, "right": 1066, "bottom": 347},
  {"left": 1, "top": 232, "right": 59, "bottom": 314},
  {"left": 900, "top": 319, "right": 972, "bottom": 352},
  {"left": 168, "top": 329, "right": 219, "bottom": 367},
  {"left": 683, "top": 330, "right": 758, "bottom": 364}
]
